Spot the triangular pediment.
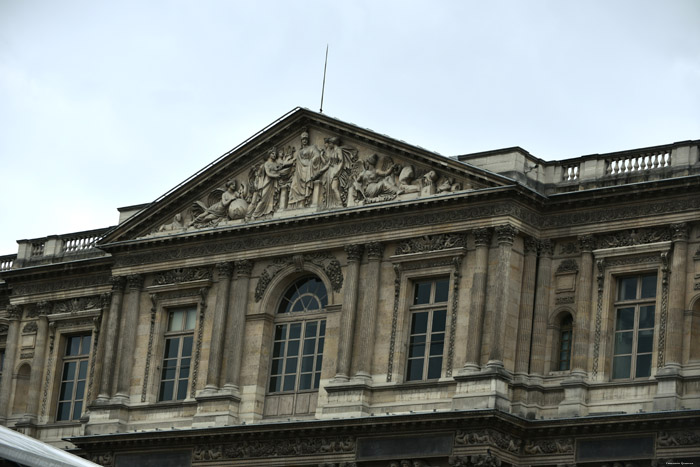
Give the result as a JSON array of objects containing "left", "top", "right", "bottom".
[{"left": 102, "top": 108, "right": 511, "bottom": 244}]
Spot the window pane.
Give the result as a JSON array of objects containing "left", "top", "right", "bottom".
[
  {"left": 285, "top": 357, "right": 298, "bottom": 374},
  {"left": 72, "top": 401, "right": 83, "bottom": 421},
  {"left": 406, "top": 359, "right": 423, "bottom": 381},
  {"left": 427, "top": 357, "right": 442, "bottom": 379},
  {"left": 614, "top": 331, "right": 633, "bottom": 355},
  {"left": 414, "top": 282, "right": 431, "bottom": 305},
  {"left": 315, "top": 355, "right": 323, "bottom": 371},
  {"left": 185, "top": 309, "right": 197, "bottom": 330},
  {"left": 409, "top": 343, "right": 425, "bottom": 358},
  {"left": 63, "top": 362, "right": 76, "bottom": 381},
  {"left": 162, "top": 367, "right": 176, "bottom": 380},
  {"left": 270, "top": 359, "right": 282, "bottom": 375},
  {"left": 68, "top": 337, "right": 81, "bottom": 356},
  {"left": 314, "top": 373, "right": 321, "bottom": 389},
  {"left": 169, "top": 310, "right": 184, "bottom": 332},
  {"left": 640, "top": 274, "right": 657, "bottom": 299},
  {"left": 612, "top": 355, "right": 631, "bottom": 379},
  {"left": 639, "top": 306, "right": 655, "bottom": 329},
  {"left": 275, "top": 325, "right": 286, "bottom": 341},
  {"left": 299, "top": 373, "right": 312, "bottom": 391},
  {"left": 619, "top": 277, "right": 637, "bottom": 300},
  {"left": 81, "top": 336, "right": 91, "bottom": 354},
  {"left": 75, "top": 381, "right": 85, "bottom": 399},
  {"left": 77, "top": 360, "right": 88, "bottom": 379},
  {"left": 269, "top": 376, "right": 280, "bottom": 393},
  {"left": 57, "top": 402, "right": 71, "bottom": 421},
  {"left": 411, "top": 312, "right": 428, "bottom": 334},
  {"left": 430, "top": 341, "right": 444, "bottom": 357},
  {"left": 289, "top": 323, "right": 302, "bottom": 339},
  {"left": 164, "top": 339, "right": 179, "bottom": 359},
  {"left": 159, "top": 381, "right": 174, "bottom": 401},
  {"left": 287, "top": 340, "right": 300, "bottom": 358},
  {"left": 635, "top": 354, "right": 652, "bottom": 378},
  {"left": 432, "top": 309, "right": 446, "bottom": 333},
  {"left": 434, "top": 279, "right": 449, "bottom": 303},
  {"left": 637, "top": 329, "right": 654, "bottom": 353},
  {"left": 301, "top": 356, "right": 314, "bottom": 373},
  {"left": 317, "top": 337, "right": 324, "bottom": 354},
  {"left": 616, "top": 308, "right": 635, "bottom": 331},
  {"left": 59, "top": 382, "right": 74, "bottom": 401},
  {"left": 179, "top": 360, "right": 190, "bottom": 378},
  {"left": 283, "top": 375, "right": 296, "bottom": 392},
  {"left": 303, "top": 338, "right": 316, "bottom": 355},
  {"left": 305, "top": 321, "right": 317, "bottom": 338},
  {"left": 182, "top": 336, "right": 193, "bottom": 357},
  {"left": 319, "top": 320, "right": 326, "bottom": 336},
  {"left": 273, "top": 342, "right": 285, "bottom": 358},
  {"left": 176, "top": 380, "right": 188, "bottom": 400}
]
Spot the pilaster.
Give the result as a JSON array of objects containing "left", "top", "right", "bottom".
[
  {"left": 114, "top": 274, "right": 143, "bottom": 403},
  {"left": 461, "top": 228, "right": 491, "bottom": 373},
  {"left": 0, "top": 305, "right": 22, "bottom": 423},
  {"left": 487, "top": 224, "right": 518, "bottom": 369},
  {"left": 514, "top": 236, "right": 538, "bottom": 374},
  {"left": 96, "top": 276, "right": 125, "bottom": 403},
  {"left": 354, "top": 242, "right": 383, "bottom": 381},
  {"left": 529, "top": 239, "right": 553, "bottom": 375},
  {"left": 334, "top": 244, "right": 363, "bottom": 381}
]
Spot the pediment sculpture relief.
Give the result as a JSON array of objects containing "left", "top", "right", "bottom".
[{"left": 151, "top": 128, "right": 470, "bottom": 236}]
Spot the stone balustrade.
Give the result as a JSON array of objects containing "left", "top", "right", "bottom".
[
  {"left": 10, "top": 227, "right": 113, "bottom": 267},
  {"left": 0, "top": 254, "right": 15, "bottom": 272}
]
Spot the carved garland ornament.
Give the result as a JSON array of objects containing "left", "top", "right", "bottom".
[
  {"left": 454, "top": 429, "right": 521, "bottom": 454},
  {"left": 192, "top": 435, "right": 355, "bottom": 460},
  {"left": 556, "top": 259, "right": 579, "bottom": 274},
  {"left": 40, "top": 324, "right": 56, "bottom": 417},
  {"left": 153, "top": 266, "right": 212, "bottom": 285},
  {"left": 449, "top": 454, "right": 501, "bottom": 467},
  {"left": 522, "top": 438, "right": 574, "bottom": 455},
  {"left": 52, "top": 295, "right": 102, "bottom": 314},
  {"left": 394, "top": 233, "right": 467, "bottom": 255}
]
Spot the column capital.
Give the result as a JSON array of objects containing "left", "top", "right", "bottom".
[
  {"left": 234, "top": 259, "right": 254, "bottom": 278},
  {"left": 126, "top": 274, "right": 144, "bottom": 291},
  {"left": 100, "top": 292, "right": 112, "bottom": 310},
  {"left": 344, "top": 244, "right": 364, "bottom": 262},
  {"left": 472, "top": 228, "right": 492, "bottom": 248},
  {"left": 524, "top": 236, "right": 538, "bottom": 255},
  {"left": 36, "top": 300, "right": 51, "bottom": 317},
  {"left": 495, "top": 224, "right": 518, "bottom": 245},
  {"left": 670, "top": 223, "right": 689, "bottom": 242},
  {"left": 6, "top": 304, "right": 22, "bottom": 321},
  {"left": 366, "top": 242, "right": 384, "bottom": 261},
  {"left": 538, "top": 239, "right": 554, "bottom": 257},
  {"left": 110, "top": 276, "right": 127, "bottom": 292},
  {"left": 577, "top": 234, "right": 595, "bottom": 253},
  {"left": 216, "top": 262, "right": 234, "bottom": 279}
]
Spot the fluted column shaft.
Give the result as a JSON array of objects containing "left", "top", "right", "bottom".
[
  {"left": 24, "top": 303, "right": 50, "bottom": 420},
  {"left": 205, "top": 263, "right": 233, "bottom": 391},
  {"left": 665, "top": 223, "right": 688, "bottom": 369},
  {"left": 514, "top": 237, "right": 539, "bottom": 374},
  {"left": 488, "top": 224, "right": 518, "bottom": 366},
  {"left": 571, "top": 235, "right": 594, "bottom": 375},
  {"left": 355, "top": 242, "right": 383, "bottom": 379},
  {"left": 0, "top": 306, "right": 22, "bottom": 421},
  {"left": 224, "top": 260, "right": 253, "bottom": 391},
  {"left": 530, "top": 240, "right": 553, "bottom": 375},
  {"left": 335, "top": 245, "right": 363, "bottom": 381},
  {"left": 97, "top": 277, "right": 125, "bottom": 401},
  {"left": 115, "top": 275, "right": 143, "bottom": 401},
  {"left": 464, "top": 228, "right": 492, "bottom": 371}
]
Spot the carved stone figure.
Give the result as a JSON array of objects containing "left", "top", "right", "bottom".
[
  {"left": 247, "top": 148, "right": 294, "bottom": 219},
  {"left": 157, "top": 213, "right": 184, "bottom": 232},
  {"left": 288, "top": 130, "right": 326, "bottom": 208},
  {"left": 190, "top": 180, "right": 246, "bottom": 228},
  {"left": 352, "top": 153, "right": 401, "bottom": 203},
  {"left": 397, "top": 165, "right": 421, "bottom": 194},
  {"left": 319, "top": 137, "right": 357, "bottom": 208}
]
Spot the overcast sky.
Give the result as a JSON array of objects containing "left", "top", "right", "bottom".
[{"left": 1, "top": 0, "right": 699, "bottom": 255}]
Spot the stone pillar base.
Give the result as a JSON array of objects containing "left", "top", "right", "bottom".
[
  {"left": 192, "top": 393, "right": 241, "bottom": 428},
  {"left": 84, "top": 404, "right": 130, "bottom": 435},
  {"left": 558, "top": 377, "right": 590, "bottom": 417},
  {"left": 321, "top": 381, "right": 372, "bottom": 418},
  {"left": 653, "top": 370, "right": 682, "bottom": 411},
  {"left": 452, "top": 368, "right": 512, "bottom": 412}
]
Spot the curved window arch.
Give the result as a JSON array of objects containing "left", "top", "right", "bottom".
[{"left": 277, "top": 277, "right": 328, "bottom": 314}]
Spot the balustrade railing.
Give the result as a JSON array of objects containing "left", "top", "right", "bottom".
[
  {"left": 31, "top": 242, "right": 45, "bottom": 257},
  {"left": 605, "top": 150, "right": 671, "bottom": 175},
  {"left": 562, "top": 164, "right": 579, "bottom": 181},
  {"left": 63, "top": 233, "right": 101, "bottom": 253},
  {"left": 0, "top": 255, "right": 15, "bottom": 271}
]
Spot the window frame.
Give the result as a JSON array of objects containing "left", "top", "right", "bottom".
[
  {"left": 55, "top": 333, "right": 93, "bottom": 422},
  {"left": 556, "top": 314, "right": 574, "bottom": 372},
  {"left": 157, "top": 306, "right": 197, "bottom": 402},
  {"left": 611, "top": 273, "right": 658, "bottom": 381}
]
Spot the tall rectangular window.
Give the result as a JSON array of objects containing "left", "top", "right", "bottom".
[
  {"left": 268, "top": 319, "right": 325, "bottom": 393},
  {"left": 159, "top": 307, "right": 196, "bottom": 402},
  {"left": 612, "top": 273, "right": 657, "bottom": 379},
  {"left": 56, "top": 335, "right": 91, "bottom": 421},
  {"left": 406, "top": 278, "right": 449, "bottom": 381}
]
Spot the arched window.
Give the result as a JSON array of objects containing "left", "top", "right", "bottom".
[
  {"left": 266, "top": 276, "right": 327, "bottom": 417},
  {"left": 557, "top": 314, "right": 573, "bottom": 371}
]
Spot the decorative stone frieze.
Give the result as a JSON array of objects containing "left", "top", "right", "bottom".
[
  {"left": 153, "top": 267, "right": 211, "bottom": 285},
  {"left": 192, "top": 435, "right": 355, "bottom": 460},
  {"left": 555, "top": 295, "right": 575, "bottom": 305},
  {"left": 657, "top": 430, "right": 700, "bottom": 447},
  {"left": 523, "top": 438, "right": 574, "bottom": 455},
  {"left": 596, "top": 227, "right": 671, "bottom": 248},
  {"left": 52, "top": 295, "right": 102, "bottom": 314},
  {"left": 449, "top": 454, "right": 501, "bottom": 467},
  {"left": 455, "top": 429, "right": 521, "bottom": 454},
  {"left": 11, "top": 273, "right": 111, "bottom": 296},
  {"left": 394, "top": 233, "right": 466, "bottom": 255},
  {"left": 559, "top": 241, "right": 578, "bottom": 255}
]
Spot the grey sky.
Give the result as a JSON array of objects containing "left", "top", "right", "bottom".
[{"left": 1, "top": 0, "right": 699, "bottom": 255}]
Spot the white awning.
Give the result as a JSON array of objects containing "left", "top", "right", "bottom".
[{"left": 0, "top": 425, "right": 99, "bottom": 467}]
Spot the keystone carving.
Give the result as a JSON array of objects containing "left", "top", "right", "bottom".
[{"left": 255, "top": 253, "right": 343, "bottom": 302}]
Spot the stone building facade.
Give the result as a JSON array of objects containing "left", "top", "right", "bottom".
[{"left": 1, "top": 108, "right": 699, "bottom": 466}]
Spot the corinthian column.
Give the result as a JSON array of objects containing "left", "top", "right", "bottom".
[
  {"left": 514, "top": 237, "right": 539, "bottom": 374},
  {"left": 530, "top": 239, "right": 553, "bottom": 375},
  {"left": 204, "top": 262, "right": 233, "bottom": 392},
  {"left": 223, "top": 260, "right": 253, "bottom": 392},
  {"left": 96, "top": 276, "right": 125, "bottom": 402},
  {"left": 0, "top": 305, "right": 22, "bottom": 422},
  {"left": 571, "top": 235, "right": 594, "bottom": 377},
  {"left": 463, "top": 228, "right": 492, "bottom": 372},
  {"left": 114, "top": 274, "right": 143, "bottom": 402},
  {"left": 335, "top": 244, "right": 363, "bottom": 381},
  {"left": 355, "top": 242, "right": 383, "bottom": 380},
  {"left": 487, "top": 224, "right": 518, "bottom": 368},
  {"left": 23, "top": 302, "right": 51, "bottom": 422},
  {"left": 663, "top": 223, "right": 688, "bottom": 372}
]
